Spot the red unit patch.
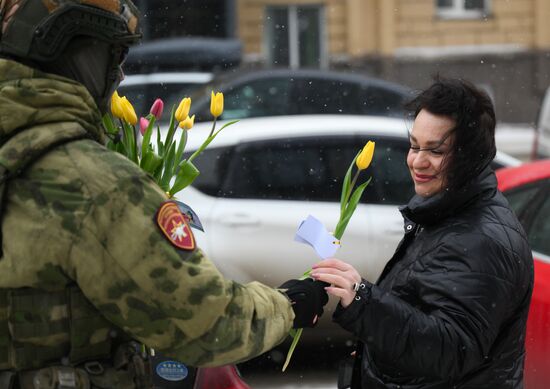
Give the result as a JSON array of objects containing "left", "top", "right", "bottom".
[{"left": 156, "top": 201, "right": 195, "bottom": 251}]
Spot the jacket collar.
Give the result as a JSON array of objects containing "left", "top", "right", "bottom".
[
  {"left": 0, "top": 59, "right": 103, "bottom": 146},
  {"left": 399, "top": 166, "right": 497, "bottom": 226}
]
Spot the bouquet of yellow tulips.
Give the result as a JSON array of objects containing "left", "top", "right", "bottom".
[
  {"left": 283, "top": 140, "right": 376, "bottom": 372},
  {"left": 103, "top": 90, "right": 235, "bottom": 197}
]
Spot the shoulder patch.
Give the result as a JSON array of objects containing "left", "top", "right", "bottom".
[{"left": 156, "top": 201, "right": 195, "bottom": 251}]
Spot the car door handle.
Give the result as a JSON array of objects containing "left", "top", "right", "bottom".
[{"left": 219, "top": 213, "right": 261, "bottom": 227}]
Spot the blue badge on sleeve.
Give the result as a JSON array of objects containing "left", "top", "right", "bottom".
[
  {"left": 174, "top": 200, "right": 204, "bottom": 232},
  {"left": 155, "top": 360, "right": 189, "bottom": 381}
]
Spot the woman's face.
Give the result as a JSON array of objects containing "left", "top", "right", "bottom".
[{"left": 407, "top": 109, "right": 455, "bottom": 198}]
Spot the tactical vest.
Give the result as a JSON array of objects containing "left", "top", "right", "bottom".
[{"left": 0, "top": 123, "right": 148, "bottom": 388}]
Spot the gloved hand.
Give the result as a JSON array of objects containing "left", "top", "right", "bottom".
[{"left": 279, "top": 278, "right": 329, "bottom": 328}]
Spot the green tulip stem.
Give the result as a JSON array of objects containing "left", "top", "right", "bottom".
[
  {"left": 164, "top": 105, "right": 178, "bottom": 156},
  {"left": 188, "top": 120, "right": 238, "bottom": 164},
  {"left": 209, "top": 117, "right": 217, "bottom": 138},
  {"left": 283, "top": 152, "right": 373, "bottom": 371},
  {"left": 282, "top": 328, "right": 302, "bottom": 372},
  {"left": 345, "top": 170, "right": 360, "bottom": 209}
]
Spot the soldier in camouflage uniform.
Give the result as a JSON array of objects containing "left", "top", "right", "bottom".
[{"left": 0, "top": 1, "right": 329, "bottom": 387}]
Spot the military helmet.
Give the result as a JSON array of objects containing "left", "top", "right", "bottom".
[{"left": 0, "top": 0, "right": 141, "bottom": 62}]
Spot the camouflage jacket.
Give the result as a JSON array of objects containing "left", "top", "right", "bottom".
[{"left": 0, "top": 59, "right": 293, "bottom": 370}]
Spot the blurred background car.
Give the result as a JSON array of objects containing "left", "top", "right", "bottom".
[
  {"left": 172, "top": 69, "right": 413, "bottom": 122},
  {"left": 496, "top": 159, "right": 550, "bottom": 389},
  {"left": 533, "top": 86, "right": 550, "bottom": 159},
  {"left": 175, "top": 114, "right": 520, "bottom": 341},
  {"left": 120, "top": 68, "right": 413, "bottom": 125},
  {"left": 124, "top": 37, "right": 242, "bottom": 74}
]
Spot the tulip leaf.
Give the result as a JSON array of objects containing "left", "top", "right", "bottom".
[
  {"left": 334, "top": 177, "right": 372, "bottom": 239},
  {"left": 340, "top": 150, "right": 361, "bottom": 214},
  {"left": 169, "top": 160, "right": 199, "bottom": 196},
  {"left": 215, "top": 120, "right": 239, "bottom": 135},
  {"left": 174, "top": 127, "right": 188, "bottom": 168},
  {"left": 121, "top": 121, "right": 138, "bottom": 164},
  {"left": 282, "top": 327, "right": 303, "bottom": 372},
  {"left": 102, "top": 114, "right": 118, "bottom": 135},
  {"left": 115, "top": 140, "right": 127, "bottom": 156},
  {"left": 156, "top": 128, "right": 164, "bottom": 156},
  {"left": 160, "top": 142, "right": 177, "bottom": 190},
  {"left": 141, "top": 116, "right": 156, "bottom": 159},
  {"left": 141, "top": 151, "right": 163, "bottom": 175},
  {"left": 164, "top": 104, "right": 178, "bottom": 155}
]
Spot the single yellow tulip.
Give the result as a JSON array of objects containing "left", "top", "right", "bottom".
[
  {"left": 120, "top": 96, "right": 138, "bottom": 126},
  {"left": 210, "top": 91, "right": 224, "bottom": 118},
  {"left": 179, "top": 115, "right": 195, "bottom": 130},
  {"left": 110, "top": 91, "right": 124, "bottom": 119},
  {"left": 356, "top": 141, "right": 375, "bottom": 170},
  {"left": 175, "top": 97, "right": 191, "bottom": 122}
]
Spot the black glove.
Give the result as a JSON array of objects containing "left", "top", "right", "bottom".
[{"left": 279, "top": 278, "right": 329, "bottom": 328}]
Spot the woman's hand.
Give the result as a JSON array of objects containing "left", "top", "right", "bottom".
[{"left": 311, "top": 258, "right": 362, "bottom": 308}]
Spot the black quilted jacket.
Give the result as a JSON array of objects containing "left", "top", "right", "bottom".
[{"left": 334, "top": 167, "right": 534, "bottom": 389}]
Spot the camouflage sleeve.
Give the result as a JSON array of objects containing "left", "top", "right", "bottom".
[{"left": 68, "top": 142, "right": 294, "bottom": 366}]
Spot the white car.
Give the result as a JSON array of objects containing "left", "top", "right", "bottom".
[
  {"left": 118, "top": 72, "right": 214, "bottom": 117},
  {"left": 175, "top": 115, "right": 520, "bottom": 338}
]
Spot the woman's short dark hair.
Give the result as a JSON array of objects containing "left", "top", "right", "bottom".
[{"left": 405, "top": 77, "right": 496, "bottom": 192}]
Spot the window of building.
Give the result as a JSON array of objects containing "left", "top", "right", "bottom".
[
  {"left": 436, "top": 0, "right": 490, "bottom": 19},
  {"left": 265, "top": 5, "right": 327, "bottom": 69}
]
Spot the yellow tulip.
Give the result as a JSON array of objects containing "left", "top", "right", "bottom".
[
  {"left": 119, "top": 96, "right": 138, "bottom": 126},
  {"left": 356, "top": 141, "right": 375, "bottom": 170},
  {"left": 210, "top": 91, "right": 224, "bottom": 118},
  {"left": 175, "top": 97, "right": 191, "bottom": 122},
  {"left": 110, "top": 91, "right": 124, "bottom": 119},
  {"left": 179, "top": 115, "right": 195, "bottom": 130}
]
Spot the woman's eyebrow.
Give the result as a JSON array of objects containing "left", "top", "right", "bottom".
[{"left": 409, "top": 131, "right": 452, "bottom": 147}]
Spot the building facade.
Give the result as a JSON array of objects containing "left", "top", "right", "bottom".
[{"left": 237, "top": 0, "right": 550, "bottom": 124}]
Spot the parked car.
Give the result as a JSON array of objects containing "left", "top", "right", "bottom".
[
  {"left": 124, "top": 37, "right": 242, "bottom": 74},
  {"left": 175, "top": 115, "right": 520, "bottom": 339},
  {"left": 533, "top": 86, "right": 550, "bottom": 159},
  {"left": 496, "top": 159, "right": 550, "bottom": 389},
  {"left": 119, "top": 69, "right": 412, "bottom": 125},
  {"left": 159, "top": 69, "right": 414, "bottom": 123}
]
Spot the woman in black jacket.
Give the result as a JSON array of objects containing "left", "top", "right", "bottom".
[{"left": 311, "top": 78, "right": 534, "bottom": 388}]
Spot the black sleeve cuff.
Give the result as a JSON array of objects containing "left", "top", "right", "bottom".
[{"left": 333, "top": 279, "right": 373, "bottom": 330}]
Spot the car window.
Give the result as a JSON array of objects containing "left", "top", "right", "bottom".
[
  {"left": 295, "top": 79, "right": 363, "bottom": 115},
  {"left": 361, "top": 86, "right": 406, "bottom": 118},
  {"left": 219, "top": 78, "right": 292, "bottom": 120},
  {"left": 184, "top": 146, "right": 234, "bottom": 196},
  {"left": 221, "top": 137, "right": 357, "bottom": 201},
  {"left": 528, "top": 193, "right": 550, "bottom": 256},
  {"left": 218, "top": 135, "right": 414, "bottom": 204},
  {"left": 504, "top": 184, "right": 542, "bottom": 219}
]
